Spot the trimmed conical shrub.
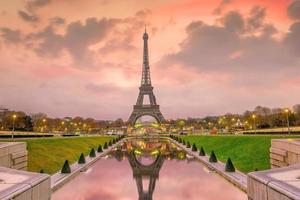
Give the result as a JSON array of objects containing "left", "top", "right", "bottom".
[
  {"left": 78, "top": 153, "right": 86, "bottom": 164},
  {"left": 225, "top": 157, "right": 235, "bottom": 172},
  {"left": 192, "top": 143, "right": 197, "bottom": 151},
  {"left": 186, "top": 141, "right": 191, "bottom": 148},
  {"left": 61, "top": 160, "right": 71, "bottom": 173},
  {"left": 104, "top": 142, "right": 108, "bottom": 149},
  {"left": 199, "top": 146, "right": 206, "bottom": 156},
  {"left": 182, "top": 140, "right": 186, "bottom": 145},
  {"left": 108, "top": 140, "right": 112, "bottom": 146},
  {"left": 209, "top": 150, "right": 217, "bottom": 163},
  {"left": 40, "top": 169, "right": 44, "bottom": 173},
  {"left": 89, "top": 148, "right": 96, "bottom": 157},
  {"left": 97, "top": 145, "right": 103, "bottom": 153}
]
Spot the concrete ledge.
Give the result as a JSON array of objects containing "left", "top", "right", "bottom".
[
  {"left": 51, "top": 140, "right": 123, "bottom": 192},
  {"left": 270, "top": 139, "right": 300, "bottom": 168},
  {"left": 170, "top": 138, "right": 247, "bottom": 192},
  {"left": 0, "top": 166, "right": 50, "bottom": 200},
  {"left": 0, "top": 142, "right": 28, "bottom": 170},
  {"left": 248, "top": 163, "right": 300, "bottom": 200}
]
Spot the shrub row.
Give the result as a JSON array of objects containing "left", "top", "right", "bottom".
[
  {"left": 59, "top": 135, "right": 125, "bottom": 174},
  {"left": 169, "top": 135, "right": 235, "bottom": 173}
]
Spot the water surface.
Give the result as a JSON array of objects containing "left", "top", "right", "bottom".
[{"left": 52, "top": 138, "right": 247, "bottom": 200}]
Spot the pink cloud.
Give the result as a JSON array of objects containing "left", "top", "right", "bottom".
[{"left": 0, "top": 0, "right": 299, "bottom": 120}]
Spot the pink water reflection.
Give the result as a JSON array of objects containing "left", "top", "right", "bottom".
[{"left": 52, "top": 157, "right": 247, "bottom": 200}]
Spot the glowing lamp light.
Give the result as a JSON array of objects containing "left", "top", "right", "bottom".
[
  {"left": 284, "top": 108, "right": 290, "bottom": 113},
  {"left": 150, "top": 150, "right": 159, "bottom": 156},
  {"left": 134, "top": 149, "right": 142, "bottom": 155}
]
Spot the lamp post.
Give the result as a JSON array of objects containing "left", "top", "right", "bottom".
[
  {"left": 244, "top": 121, "right": 249, "bottom": 130},
  {"left": 42, "top": 119, "right": 46, "bottom": 136},
  {"left": 12, "top": 114, "right": 17, "bottom": 140},
  {"left": 231, "top": 118, "right": 235, "bottom": 133},
  {"left": 284, "top": 108, "right": 291, "bottom": 135},
  {"left": 252, "top": 114, "right": 256, "bottom": 134},
  {"left": 83, "top": 123, "right": 87, "bottom": 135},
  {"left": 66, "top": 118, "right": 71, "bottom": 135},
  {"left": 61, "top": 121, "right": 65, "bottom": 134},
  {"left": 218, "top": 119, "right": 222, "bottom": 134}
]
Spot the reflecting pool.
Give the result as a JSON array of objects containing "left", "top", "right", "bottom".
[{"left": 52, "top": 138, "right": 247, "bottom": 200}]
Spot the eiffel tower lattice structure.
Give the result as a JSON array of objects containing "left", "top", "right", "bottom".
[
  {"left": 128, "top": 29, "right": 165, "bottom": 126},
  {"left": 128, "top": 151, "right": 165, "bottom": 200}
]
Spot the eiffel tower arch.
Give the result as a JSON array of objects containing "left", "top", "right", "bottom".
[{"left": 128, "top": 29, "right": 165, "bottom": 126}]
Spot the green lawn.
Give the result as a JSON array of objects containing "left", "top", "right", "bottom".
[
  {"left": 5, "top": 136, "right": 114, "bottom": 174},
  {"left": 181, "top": 135, "right": 300, "bottom": 173}
]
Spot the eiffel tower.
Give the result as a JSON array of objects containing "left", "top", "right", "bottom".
[{"left": 128, "top": 29, "right": 165, "bottom": 126}]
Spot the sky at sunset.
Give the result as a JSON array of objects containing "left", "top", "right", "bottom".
[{"left": 0, "top": 0, "right": 300, "bottom": 120}]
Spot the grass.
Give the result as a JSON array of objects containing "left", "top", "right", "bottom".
[
  {"left": 3, "top": 134, "right": 298, "bottom": 174},
  {"left": 3, "top": 136, "right": 114, "bottom": 174},
  {"left": 181, "top": 135, "right": 300, "bottom": 173}
]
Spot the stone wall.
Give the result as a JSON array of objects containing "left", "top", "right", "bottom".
[
  {"left": 270, "top": 139, "right": 300, "bottom": 168},
  {"left": 248, "top": 164, "right": 300, "bottom": 200},
  {"left": 247, "top": 139, "right": 300, "bottom": 200},
  {"left": 0, "top": 166, "right": 51, "bottom": 200},
  {"left": 0, "top": 142, "right": 51, "bottom": 200},
  {"left": 0, "top": 142, "right": 28, "bottom": 170}
]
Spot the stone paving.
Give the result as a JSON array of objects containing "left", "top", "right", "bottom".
[
  {"left": 0, "top": 166, "right": 50, "bottom": 200},
  {"left": 248, "top": 163, "right": 300, "bottom": 200}
]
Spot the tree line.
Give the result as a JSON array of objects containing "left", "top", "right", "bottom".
[
  {"left": 1, "top": 104, "right": 300, "bottom": 133},
  {"left": 180, "top": 104, "right": 300, "bottom": 131},
  {"left": 0, "top": 108, "right": 126, "bottom": 134}
]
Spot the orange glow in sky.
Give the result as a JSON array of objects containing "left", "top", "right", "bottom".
[{"left": 0, "top": 0, "right": 300, "bottom": 119}]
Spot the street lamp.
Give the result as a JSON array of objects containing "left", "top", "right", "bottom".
[
  {"left": 83, "top": 123, "right": 87, "bottom": 135},
  {"left": 61, "top": 121, "right": 65, "bottom": 133},
  {"left": 66, "top": 118, "right": 71, "bottom": 135},
  {"left": 42, "top": 119, "right": 47, "bottom": 136},
  {"left": 244, "top": 121, "right": 249, "bottom": 130},
  {"left": 252, "top": 114, "right": 256, "bottom": 134},
  {"left": 12, "top": 114, "right": 17, "bottom": 140},
  {"left": 284, "top": 108, "right": 291, "bottom": 135}
]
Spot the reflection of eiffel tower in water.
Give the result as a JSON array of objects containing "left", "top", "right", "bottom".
[{"left": 127, "top": 151, "right": 165, "bottom": 200}]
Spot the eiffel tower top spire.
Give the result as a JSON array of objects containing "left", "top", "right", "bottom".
[{"left": 141, "top": 27, "right": 151, "bottom": 86}]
